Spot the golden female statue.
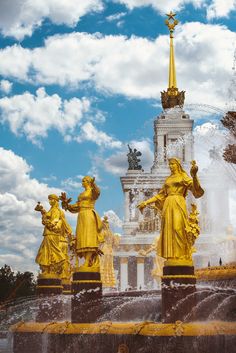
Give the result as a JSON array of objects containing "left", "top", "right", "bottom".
[
  {"left": 139, "top": 234, "right": 165, "bottom": 284},
  {"left": 61, "top": 176, "right": 104, "bottom": 271},
  {"left": 35, "top": 194, "right": 72, "bottom": 277},
  {"left": 100, "top": 216, "right": 120, "bottom": 288},
  {"left": 138, "top": 159, "right": 204, "bottom": 264}
]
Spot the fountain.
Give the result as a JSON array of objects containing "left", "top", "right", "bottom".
[{"left": 2, "top": 11, "right": 236, "bottom": 353}]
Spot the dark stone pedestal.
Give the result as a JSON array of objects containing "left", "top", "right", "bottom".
[
  {"left": 161, "top": 265, "right": 197, "bottom": 323},
  {"left": 36, "top": 277, "right": 63, "bottom": 322},
  {"left": 62, "top": 280, "right": 71, "bottom": 295},
  {"left": 71, "top": 270, "right": 103, "bottom": 323},
  {"left": 11, "top": 322, "right": 236, "bottom": 353},
  {"left": 36, "top": 277, "right": 63, "bottom": 295}
]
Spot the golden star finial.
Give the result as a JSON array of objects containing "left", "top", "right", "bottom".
[
  {"left": 166, "top": 11, "right": 176, "bottom": 20},
  {"left": 165, "top": 11, "right": 178, "bottom": 36}
]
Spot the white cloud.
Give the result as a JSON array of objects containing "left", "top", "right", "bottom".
[
  {"left": 0, "top": 87, "right": 91, "bottom": 145},
  {"left": 0, "top": 79, "right": 12, "bottom": 94},
  {"left": 114, "top": 0, "right": 206, "bottom": 12},
  {"left": 106, "top": 12, "right": 127, "bottom": 22},
  {"left": 0, "top": 23, "right": 235, "bottom": 106},
  {"left": 0, "top": 44, "right": 32, "bottom": 80},
  {"left": 0, "top": 0, "right": 103, "bottom": 40},
  {"left": 0, "top": 147, "right": 61, "bottom": 272},
  {"left": 103, "top": 209, "right": 123, "bottom": 229},
  {"left": 0, "top": 87, "right": 123, "bottom": 149},
  {"left": 61, "top": 175, "right": 84, "bottom": 191},
  {"left": 76, "top": 121, "right": 122, "bottom": 149},
  {"left": 207, "top": 0, "right": 236, "bottom": 20}
]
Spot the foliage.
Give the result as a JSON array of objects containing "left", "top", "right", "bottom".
[
  {"left": 0, "top": 264, "right": 36, "bottom": 303},
  {"left": 221, "top": 111, "right": 236, "bottom": 164}
]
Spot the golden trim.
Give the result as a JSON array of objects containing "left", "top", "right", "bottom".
[
  {"left": 76, "top": 267, "right": 100, "bottom": 273},
  {"left": 10, "top": 321, "right": 236, "bottom": 337},
  {"left": 196, "top": 266, "right": 236, "bottom": 281},
  {"left": 36, "top": 285, "right": 63, "bottom": 289},
  {"left": 164, "top": 259, "right": 193, "bottom": 267},
  {"left": 162, "top": 275, "right": 196, "bottom": 279},
  {"left": 37, "top": 274, "right": 61, "bottom": 279},
  {"left": 73, "top": 280, "right": 102, "bottom": 284}
]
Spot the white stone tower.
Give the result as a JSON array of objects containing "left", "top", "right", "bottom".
[{"left": 115, "top": 12, "right": 195, "bottom": 291}]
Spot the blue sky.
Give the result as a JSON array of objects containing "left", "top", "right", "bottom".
[{"left": 0, "top": 0, "right": 236, "bottom": 271}]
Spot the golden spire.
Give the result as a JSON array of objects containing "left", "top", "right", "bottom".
[
  {"left": 161, "top": 12, "right": 185, "bottom": 110},
  {"left": 165, "top": 11, "right": 178, "bottom": 90}
]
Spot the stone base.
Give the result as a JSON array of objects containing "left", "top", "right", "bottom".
[
  {"left": 61, "top": 279, "right": 71, "bottom": 295},
  {"left": 35, "top": 277, "right": 64, "bottom": 322},
  {"left": 161, "top": 265, "right": 196, "bottom": 323},
  {"left": 36, "top": 277, "right": 63, "bottom": 296},
  {"left": 11, "top": 321, "right": 236, "bottom": 353},
  {"left": 71, "top": 271, "right": 102, "bottom": 323}
]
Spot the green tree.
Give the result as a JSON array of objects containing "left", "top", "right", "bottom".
[
  {"left": 0, "top": 264, "right": 36, "bottom": 303},
  {"left": 0, "top": 264, "right": 15, "bottom": 302}
]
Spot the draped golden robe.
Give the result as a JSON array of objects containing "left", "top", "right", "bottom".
[
  {"left": 150, "top": 173, "right": 204, "bottom": 260},
  {"left": 68, "top": 189, "right": 103, "bottom": 256},
  {"left": 35, "top": 206, "right": 66, "bottom": 267}
]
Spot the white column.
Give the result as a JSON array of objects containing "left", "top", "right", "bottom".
[
  {"left": 124, "top": 190, "right": 130, "bottom": 222},
  {"left": 138, "top": 190, "right": 144, "bottom": 222},
  {"left": 120, "top": 257, "right": 128, "bottom": 291},
  {"left": 157, "top": 134, "right": 165, "bottom": 162},
  {"left": 137, "top": 257, "right": 145, "bottom": 290},
  {"left": 185, "top": 138, "right": 193, "bottom": 163}
]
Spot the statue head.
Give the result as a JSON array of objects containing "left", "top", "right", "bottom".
[
  {"left": 82, "top": 175, "right": 94, "bottom": 187},
  {"left": 168, "top": 158, "right": 185, "bottom": 174},
  {"left": 48, "top": 194, "right": 59, "bottom": 206},
  {"left": 103, "top": 215, "right": 109, "bottom": 223},
  {"left": 82, "top": 175, "right": 100, "bottom": 200}
]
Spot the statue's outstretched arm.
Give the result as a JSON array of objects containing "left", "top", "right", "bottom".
[
  {"left": 137, "top": 187, "right": 166, "bottom": 212},
  {"left": 60, "top": 192, "right": 80, "bottom": 213},
  {"left": 66, "top": 203, "right": 80, "bottom": 213},
  {"left": 189, "top": 161, "right": 204, "bottom": 198}
]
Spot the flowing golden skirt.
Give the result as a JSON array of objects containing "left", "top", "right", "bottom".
[{"left": 159, "top": 195, "right": 189, "bottom": 259}]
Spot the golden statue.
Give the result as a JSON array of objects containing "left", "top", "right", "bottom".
[
  {"left": 139, "top": 235, "right": 165, "bottom": 284},
  {"left": 138, "top": 159, "right": 204, "bottom": 265},
  {"left": 100, "top": 216, "right": 120, "bottom": 288},
  {"left": 35, "top": 194, "right": 72, "bottom": 278},
  {"left": 60, "top": 176, "right": 104, "bottom": 271},
  {"left": 59, "top": 219, "right": 74, "bottom": 283}
]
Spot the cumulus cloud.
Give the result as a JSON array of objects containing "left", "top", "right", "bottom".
[
  {"left": 114, "top": 0, "right": 206, "bottom": 12},
  {"left": 0, "top": 147, "right": 61, "bottom": 272},
  {"left": 106, "top": 12, "right": 127, "bottom": 22},
  {"left": 103, "top": 209, "right": 123, "bottom": 229},
  {"left": 0, "top": 79, "right": 12, "bottom": 94},
  {"left": 0, "top": 0, "right": 103, "bottom": 40},
  {"left": 75, "top": 122, "right": 122, "bottom": 149},
  {"left": 0, "top": 22, "right": 235, "bottom": 106},
  {"left": 61, "top": 175, "right": 84, "bottom": 191},
  {"left": 207, "top": 0, "right": 236, "bottom": 20},
  {"left": 0, "top": 87, "right": 122, "bottom": 148}
]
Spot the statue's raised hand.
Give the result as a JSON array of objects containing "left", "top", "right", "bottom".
[
  {"left": 137, "top": 201, "right": 147, "bottom": 213},
  {"left": 60, "top": 192, "right": 72, "bottom": 210},
  {"left": 190, "top": 160, "right": 198, "bottom": 178},
  {"left": 34, "top": 202, "right": 46, "bottom": 215}
]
